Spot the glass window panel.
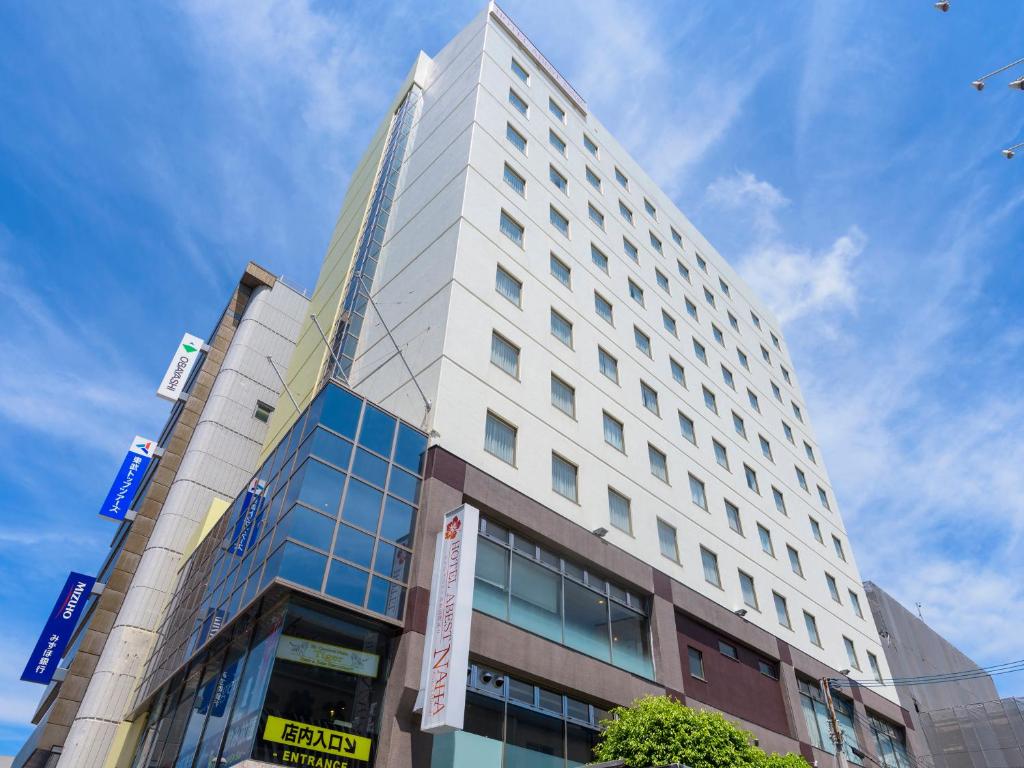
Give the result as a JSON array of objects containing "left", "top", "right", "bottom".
[
  {"left": 352, "top": 447, "right": 388, "bottom": 487},
  {"left": 277, "top": 542, "right": 327, "bottom": 591},
  {"left": 278, "top": 505, "right": 335, "bottom": 551},
  {"left": 332, "top": 523, "right": 375, "bottom": 567},
  {"left": 387, "top": 467, "right": 420, "bottom": 504},
  {"left": 552, "top": 454, "right": 578, "bottom": 502},
  {"left": 510, "top": 553, "right": 562, "bottom": 642},
  {"left": 393, "top": 424, "right": 427, "bottom": 475},
  {"left": 658, "top": 519, "right": 678, "bottom": 562},
  {"left": 701, "top": 548, "right": 721, "bottom": 586},
  {"left": 474, "top": 538, "right": 510, "bottom": 620},
  {"left": 174, "top": 653, "right": 224, "bottom": 768},
  {"left": 610, "top": 602, "right": 652, "bottom": 677},
  {"left": 496, "top": 264, "right": 523, "bottom": 303},
  {"left": 505, "top": 704, "right": 565, "bottom": 768},
  {"left": 373, "top": 541, "right": 411, "bottom": 582},
  {"left": 380, "top": 496, "right": 416, "bottom": 546},
  {"left": 486, "top": 412, "right": 517, "bottom": 464},
  {"left": 491, "top": 332, "right": 520, "bottom": 376},
  {"left": 567, "top": 722, "right": 600, "bottom": 766},
  {"left": 551, "top": 375, "right": 575, "bottom": 417},
  {"left": 341, "top": 478, "right": 384, "bottom": 532},
  {"left": 367, "top": 576, "right": 405, "bottom": 619},
  {"left": 314, "top": 385, "right": 362, "bottom": 439},
  {"left": 325, "top": 559, "right": 369, "bottom": 605},
  {"left": 689, "top": 647, "right": 705, "bottom": 679},
  {"left": 464, "top": 690, "right": 505, "bottom": 741},
  {"left": 774, "top": 592, "right": 792, "bottom": 628},
  {"left": 563, "top": 579, "right": 611, "bottom": 661},
  {"left": 608, "top": 488, "right": 631, "bottom": 533},
  {"left": 358, "top": 405, "right": 396, "bottom": 457},
  {"left": 294, "top": 459, "right": 346, "bottom": 516}
]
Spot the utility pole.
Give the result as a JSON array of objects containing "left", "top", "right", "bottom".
[{"left": 819, "top": 677, "right": 849, "bottom": 768}]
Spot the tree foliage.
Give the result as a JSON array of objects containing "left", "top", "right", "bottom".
[{"left": 592, "top": 695, "right": 811, "bottom": 768}]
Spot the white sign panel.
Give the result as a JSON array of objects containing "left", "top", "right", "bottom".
[
  {"left": 156, "top": 332, "right": 205, "bottom": 401},
  {"left": 276, "top": 635, "right": 380, "bottom": 678},
  {"left": 417, "top": 503, "right": 479, "bottom": 733}
]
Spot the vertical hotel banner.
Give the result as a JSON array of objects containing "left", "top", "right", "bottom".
[
  {"left": 156, "top": 332, "right": 205, "bottom": 401},
  {"left": 98, "top": 436, "right": 157, "bottom": 521},
  {"left": 416, "top": 504, "right": 479, "bottom": 733},
  {"left": 227, "top": 478, "right": 268, "bottom": 557},
  {"left": 21, "top": 572, "right": 96, "bottom": 684}
]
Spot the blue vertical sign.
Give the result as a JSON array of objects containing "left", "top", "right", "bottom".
[
  {"left": 227, "top": 478, "right": 268, "bottom": 557},
  {"left": 21, "top": 572, "right": 96, "bottom": 684},
  {"left": 99, "top": 436, "right": 157, "bottom": 521}
]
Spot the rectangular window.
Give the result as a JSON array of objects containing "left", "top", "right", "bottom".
[
  {"left": 552, "top": 453, "right": 578, "bottom": 502},
  {"left": 503, "top": 163, "right": 526, "bottom": 196},
  {"left": 773, "top": 487, "right": 787, "bottom": 515},
  {"left": 495, "top": 265, "right": 522, "bottom": 306},
  {"left": 689, "top": 473, "right": 708, "bottom": 509},
  {"left": 732, "top": 411, "right": 747, "bottom": 439},
  {"left": 701, "top": 547, "right": 721, "bottom": 587},
  {"left": 774, "top": 592, "right": 791, "bottom": 628},
  {"left": 586, "top": 166, "right": 602, "bottom": 190},
  {"left": 685, "top": 297, "right": 698, "bottom": 320},
  {"left": 748, "top": 389, "right": 760, "bottom": 412},
  {"left": 688, "top": 647, "right": 705, "bottom": 680},
  {"left": 739, "top": 571, "right": 759, "bottom": 610},
  {"left": 634, "top": 326, "right": 651, "bottom": 357},
  {"left": 648, "top": 444, "right": 669, "bottom": 483},
  {"left": 844, "top": 637, "right": 861, "bottom": 670},
  {"left": 696, "top": 254, "right": 707, "bottom": 271},
  {"left": 771, "top": 382, "right": 783, "bottom": 402},
  {"left": 758, "top": 524, "right": 774, "bottom": 556},
  {"left": 491, "top": 332, "right": 520, "bottom": 376},
  {"left": 783, "top": 366, "right": 793, "bottom": 385},
  {"left": 788, "top": 545, "right": 804, "bottom": 577},
  {"left": 623, "top": 237, "right": 638, "bottom": 261},
  {"left": 608, "top": 488, "right": 631, "bottom": 533},
  {"left": 549, "top": 164, "right": 568, "bottom": 193},
  {"left": 508, "top": 88, "right": 528, "bottom": 115},
  {"left": 598, "top": 347, "right": 618, "bottom": 383},
  {"left": 751, "top": 311, "right": 761, "bottom": 329},
  {"left": 615, "top": 167, "right": 629, "bottom": 188},
  {"left": 826, "top": 574, "right": 842, "bottom": 603},
  {"left": 499, "top": 210, "right": 524, "bottom": 246},
  {"left": 792, "top": 402, "right": 804, "bottom": 422},
  {"left": 550, "top": 308, "right": 573, "bottom": 347},
  {"left": 640, "top": 382, "right": 660, "bottom": 415},
  {"left": 782, "top": 421, "right": 795, "bottom": 443},
  {"left": 728, "top": 312, "right": 739, "bottom": 331},
  {"left": 804, "top": 612, "right": 821, "bottom": 646},
  {"left": 644, "top": 199, "right": 657, "bottom": 218},
  {"left": 702, "top": 386, "right": 717, "bottom": 414},
  {"left": 549, "top": 97, "right": 565, "bottom": 122},
  {"left": 712, "top": 439, "right": 729, "bottom": 470},
  {"left": 693, "top": 338, "right": 708, "bottom": 364},
  {"left": 619, "top": 200, "right": 634, "bottom": 224},
  {"left": 771, "top": 331, "right": 781, "bottom": 350},
  {"left": 679, "top": 411, "right": 696, "bottom": 444},
  {"left": 662, "top": 310, "right": 678, "bottom": 336},
  {"left": 650, "top": 231, "right": 663, "bottom": 254},
  {"left": 796, "top": 467, "right": 809, "bottom": 491},
  {"left": 594, "top": 292, "right": 614, "bottom": 324},
  {"left": 712, "top": 324, "right": 725, "bottom": 345},
  {"left": 818, "top": 486, "right": 832, "bottom": 510},
  {"left": 506, "top": 122, "right": 527, "bottom": 153},
  {"left": 725, "top": 500, "right": 743, "bottom": 535},
  {"left": 704, "top": 287, "right": 716, "bottom": 307},
  {"left": 805, "top": 442, "right": 815, "bottom": 462},
  {"left": 718, "top": 640, "right": 738, "bottom": 660},
  {"left": 721, "top": 365, "right": 735, "bottom": 389},
  {"left": 760, "top": 435, "right": 774, "bottom": 461},
  {"left": 678, "top": 261, "right": 691, "bottom": 282},
  {"left": 833, "top": 535, "right": 846, "bottom": 561},
  {"left": 671, "top": 227, "right": 682, "bottom": 246},
  {"left": 657, "top": 518, "right": 679, "bottom": 561},
  {"left": 588, "top": 203, "right": 605, "bottom": 229},
  {"left": 810, "top": 517, "right": 823, "bottom": 543},
  {"left": 671, "top": 359, "right": 687, "bottom": 387},
  {"left": 656, "top": 269, "right": 670, "bottom": 292},
  {"left": 511, "top": 58, "right": 529, "bottom": 83},
  {"left": 603, "top": 412, "right": 625, "bottom": 452},
  {"left": 550, "top": 253, "right": 571, "bottom": 287},
  {"left": 846, "top": 590, "right": 863, "bottom": 620},
  {"left": 550, "top": 205, "right": 569, "bottom": 236},
  {"left": 551, "top": 374, "right": 575, "bottom": 417},
  {"left": 584, "top": 134, "right": 599, "bottom": 156},
  {"left": 628, "top": 278, "right": 644, "bottom": 305},
  {"left": 719, "top": 278, "right": 730, "bottom": 297},
  {"left": 591, "top": 243, "right": 608, "bottom": 272},
  {"left": 737, "top": 349, "right": 749, "bottom": 370},
  {"left": 868, "top": 651, "right": 882, "bottom": 682},
  {"left": 549, "top": 129, "right": 566, "bottom": 155},
  {"left": 484, "top": 411, "right": 517, "bottom": 465},
  {"left": 744, "top": 464, "right": 759, "bottom": 493}
]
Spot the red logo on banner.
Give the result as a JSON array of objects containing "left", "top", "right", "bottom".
[{"left": 444, "top": 516, "right": 462, "bottom": 540}]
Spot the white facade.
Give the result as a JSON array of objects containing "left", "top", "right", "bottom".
[{"left": 338, "top": 4, "right": 896, "bottom": 702}]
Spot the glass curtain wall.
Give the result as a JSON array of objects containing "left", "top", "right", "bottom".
[{"left": 473, "top": 518, "right": 653, "bottom": 678}]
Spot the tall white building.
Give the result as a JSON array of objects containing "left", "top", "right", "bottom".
[{"left": 19, "top": 6, "right": 919, "bottom": 768}]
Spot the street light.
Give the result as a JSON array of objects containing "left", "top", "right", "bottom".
[
  {"left": 1002, "top": 142, "right": 1024, "bottom": 159},
  {"left": 934, "top": 1, "right": 950, "bottom": 11},
  {"left": 1011, "top": 76, "right": 1024, "bottom": 90},
  {"left": 971, "top": 57, "right": 1024, "bottom": 91}
]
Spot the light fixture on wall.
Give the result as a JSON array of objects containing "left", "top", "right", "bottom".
[
  {"left": 734, "top": 608, "right": 748, "bottom": 618},
  {"left": 592, "top": 527, "right": 608, "bottom": 538}
]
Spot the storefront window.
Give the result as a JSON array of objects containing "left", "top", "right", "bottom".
[{"left": 473, "top": 518, "right": 653, "bottom": 678}]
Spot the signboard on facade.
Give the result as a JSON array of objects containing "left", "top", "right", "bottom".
[
  {"left": 227, "top": 478, "right": 268, "bottom": 556},
  {"left": 416, "top": 503, "right": 479, "bottom": 733},
  {"left": 156, "top": 332, "right": 205, "bottom": 401},
  {"left": 98, "top": 436, "right": 157, "bottom": 521},
  {"left": 21, "top": 571, "right": 96, "bottom": 684},
  {"left": 263, "top": 716, "right": 372, "bottom": 762},
  {"left": 276, "top": 635, "right": 380, "bottom": 678}
]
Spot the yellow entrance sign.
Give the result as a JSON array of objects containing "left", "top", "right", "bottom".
[{"left": 263, "top": 716, "right": 372, "bottom": 762}]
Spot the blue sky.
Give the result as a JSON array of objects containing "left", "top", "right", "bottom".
[{"left": 1, "top": 0, "right": 1023, "bottom": 755}]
